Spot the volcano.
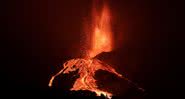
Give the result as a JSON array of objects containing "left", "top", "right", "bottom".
[{"left": 48, "top": 1, "right": 144, "bottom": 99}]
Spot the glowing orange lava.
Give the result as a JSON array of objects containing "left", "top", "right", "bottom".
[
  {"left": 49, "top": 2, "right": 123, "bottom": 99},
  {"left": 49, "top": 58, "right": 123, "bottom": 99}
]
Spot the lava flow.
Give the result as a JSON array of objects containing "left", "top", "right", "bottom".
[{"left": 49, "top": 1, "right": 143, "bottom": 99}]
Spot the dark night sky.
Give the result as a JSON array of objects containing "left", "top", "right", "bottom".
[{"left": 1, "top": 0, "right": 184, "bottom": 99}]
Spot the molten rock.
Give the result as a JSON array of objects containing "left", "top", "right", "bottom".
[{"left": 49, "top": 58, "right": 123, "bottom": 99}]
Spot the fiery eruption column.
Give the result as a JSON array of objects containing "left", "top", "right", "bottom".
[
  {"left": 89, "top": 2, "right": 113, "bottom": 58},
  {"left": 48, "top": 1, "right": 144, "bottom": 99}
]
